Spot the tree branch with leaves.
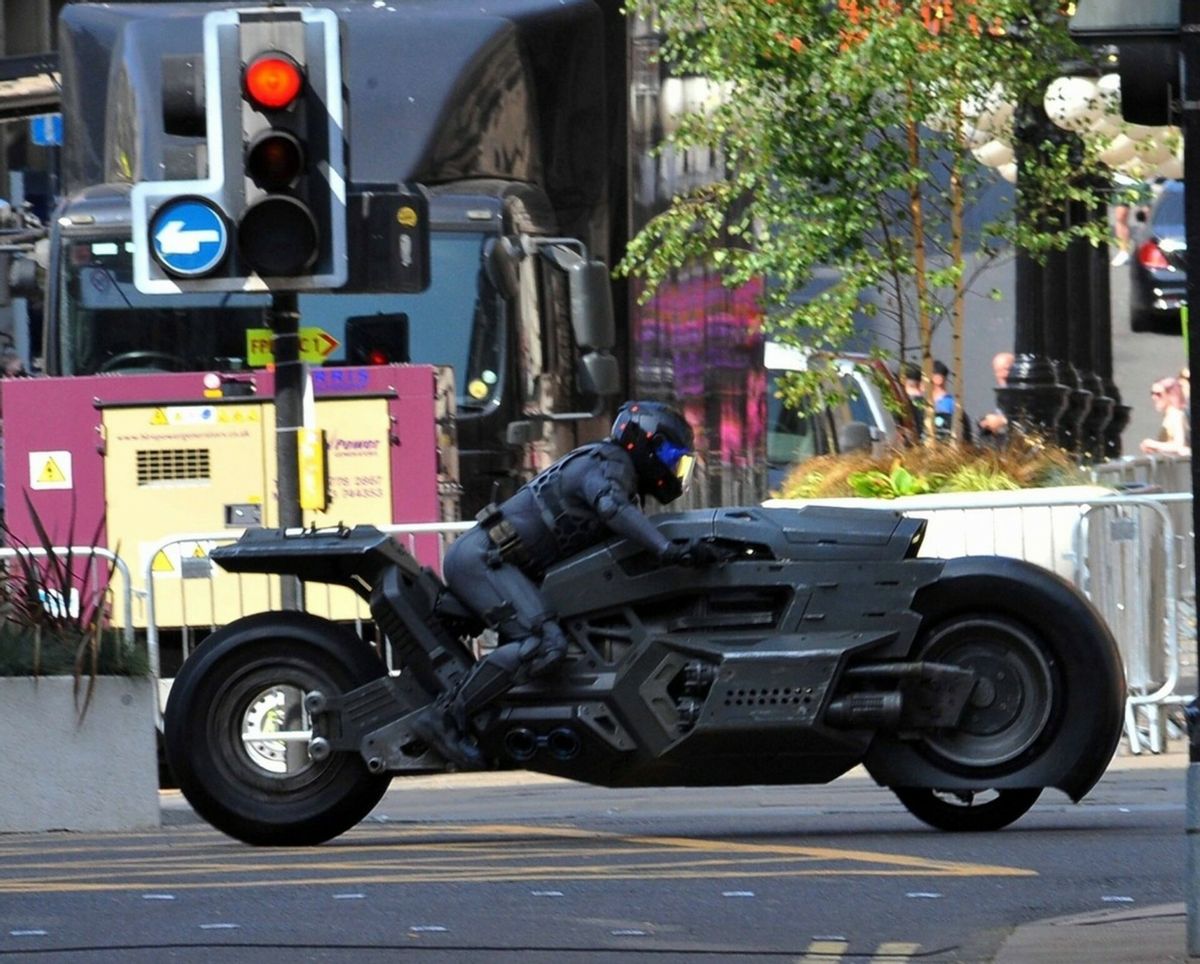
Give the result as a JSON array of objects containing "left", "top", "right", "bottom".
[{"left": 619, "top": 0, "right": 1111, "bottom": 443}]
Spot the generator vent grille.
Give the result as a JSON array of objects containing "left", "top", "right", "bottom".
[{"left": 137, "top": 448, "right": 211, "bottom": 484}]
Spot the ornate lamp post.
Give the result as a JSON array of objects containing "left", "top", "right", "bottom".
[{"left": 997, "top": 101, "right": 1070, "bottom": 436}]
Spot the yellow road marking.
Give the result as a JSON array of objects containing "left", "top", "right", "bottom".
[
  {"left": 871, "top": 943, "right": 921, "bottom": 961},
  {"left": 0, "top": 822, "right": 1035, "bottom": 896},
  {"left": 798, "top": 939, "right": 849, "bottom": 961}
]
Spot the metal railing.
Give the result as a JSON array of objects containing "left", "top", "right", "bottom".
[
  {"left": 0, "top": 544, "right": 135, "bottom": 647},
  {"left": 142, "top": 521, "right": 473, "bottom": 676},
  {"left": 1093, "top": 453, "right": 1195, "bottom": 597}
]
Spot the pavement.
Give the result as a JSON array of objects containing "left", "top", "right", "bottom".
[{"left": 992, "top": 901, "right": 1190, "bottom": 964}]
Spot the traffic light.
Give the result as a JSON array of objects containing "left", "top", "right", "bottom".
[
  {"left": 1070, "top": 0, "right": 1180, "bottom": 126},
  {"left": 346, "top": 313, "right": 410, "bottom": 365},
  {"left": 132, "top": 7, "right": 347, "bottom": 293},
  {"left": 235, "top": 17, "right": 343, "bottom": 282}
]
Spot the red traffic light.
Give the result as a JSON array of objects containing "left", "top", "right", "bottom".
[{"left": 244, "top": 54, "right": 303, "bottom": 110}]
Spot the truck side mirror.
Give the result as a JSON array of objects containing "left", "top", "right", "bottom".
[
  {"left": 8, "top": 255, "right": 40, "bottom": 300},
  {"left": 540, "top": 243, "right": 616, "bottom": 351},
  {"left": 578, "top": 350, "right": 619, "bottom": 397},
  {"left": 567, "top": 260, "right": 616, "bottom": 352},
  {"left": 485, "top": 236, "right": 522, "bottom": 300}
]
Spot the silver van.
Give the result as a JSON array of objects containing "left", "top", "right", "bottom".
[{"left": 764, "top": 341, "right": 914, "bottom": 492}]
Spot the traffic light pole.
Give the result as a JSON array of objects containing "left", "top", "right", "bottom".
[
  {"left": 1183, "top": 1, "right": 1200, "bottom": 955},
  {"left": 268, "top": 291, "right": 304, "bottom": 612}
]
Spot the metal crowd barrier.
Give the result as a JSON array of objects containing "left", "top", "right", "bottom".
[
  {"left": 1092, "top": 453, "right": 1195, "bottom": 601},
  {"left": 0, "top": 545, "right": 135, "bottom": 648},
  {"left": 141, "top": 521, "right": 473, "bottom": 677}
]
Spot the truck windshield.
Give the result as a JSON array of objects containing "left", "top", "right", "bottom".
[{"left": 55, "top": 231, "right": 503, "bottom": 407}]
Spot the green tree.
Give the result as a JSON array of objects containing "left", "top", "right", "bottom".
[{"left": 619, "top": 0, "right": 1110, "bottom": 443}]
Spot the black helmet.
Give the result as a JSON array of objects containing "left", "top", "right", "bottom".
[{"left": 610, "top": 400, "right": 696, "bottom": 504}]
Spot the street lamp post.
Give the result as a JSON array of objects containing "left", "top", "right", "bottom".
[
  {"left": 1091, "top": 204, "right": 1128, "bottom": 461},
  {"left": 1060, "top": 160, "right": 1101, "bottom": 458},
  {"left": 998, "top": 102, "right": 1070, "bottom": 435}
]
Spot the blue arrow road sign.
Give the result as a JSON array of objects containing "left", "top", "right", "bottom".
[
  {"left": 29, "top": 114, "right": 62, "bottom": 147},
  {"left": 150, "top": 199, "right": 229, "bottom": 278}
]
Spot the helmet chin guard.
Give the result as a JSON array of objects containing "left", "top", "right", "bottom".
[{"left": 610, "top": 400, "right": 696, "bottom": 504}]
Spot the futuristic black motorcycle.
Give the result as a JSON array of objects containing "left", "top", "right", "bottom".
[{"left": 163, "top": 504, "right": 1126, "bottom": 846}]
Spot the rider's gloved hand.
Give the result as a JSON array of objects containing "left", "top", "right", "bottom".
[{"left": 661, "top": 538, "right": 723, "bottom": 568}]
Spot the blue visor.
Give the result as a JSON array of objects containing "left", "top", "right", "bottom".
[{"left": 656, "top": 438, "right": 691, "bottom": 471}]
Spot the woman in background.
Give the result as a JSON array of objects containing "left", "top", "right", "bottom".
[{"left": 1140, "top": 376, "right": 1190, "bottom": 456}]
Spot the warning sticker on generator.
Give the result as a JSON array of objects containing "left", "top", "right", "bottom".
[{"left": 29, "top": 451, "right": 73, "bottom": 490}]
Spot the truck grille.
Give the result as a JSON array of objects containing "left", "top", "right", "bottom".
[{"left": 136, "top": 448, "right": 212, "bottom": 484}]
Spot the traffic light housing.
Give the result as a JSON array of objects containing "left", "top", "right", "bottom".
[
  {"left": 1070, "top": 0, "right": 1180, "bottom": 126},
  {"left": 346, "top": 313, "right": 411, "bottom": 366},
  {"left": 132, "top": 7, "right": 347, "bottom": 293}
]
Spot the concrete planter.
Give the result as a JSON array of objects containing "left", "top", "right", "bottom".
[{"left": 0, "top": 676, "right": 160, "bottom": 832}]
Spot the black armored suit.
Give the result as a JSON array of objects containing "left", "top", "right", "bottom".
[{"left": 412, "top": 401, "right": 714, "bottom": 768}]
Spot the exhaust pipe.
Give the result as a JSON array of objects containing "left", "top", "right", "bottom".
[
  {"left": 504, "top": 727, "right": 538, "bottom": 761},
  {"left": 547, "top": 727, "right": 582, "bottom": 760},
  {"left": 824, "top": 692, "right": 903, "bottom": 729}
]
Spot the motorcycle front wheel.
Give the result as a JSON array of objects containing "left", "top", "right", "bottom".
[
  {"left": 164, "top": 611, "right": 392, "bottom": 846},
  {"left": 868, "top": 555, "right": 1125, "bottom": 832}
]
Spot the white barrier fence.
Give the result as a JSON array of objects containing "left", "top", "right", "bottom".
[
  {"left": 132, "top": 485, "right": 1195, "bottom": 755},
  {"left": 0, "top": 545, "right": 135, "bottom": 648},
  {"left": 1092, "top": 453, "right": 1195, "bottom": 602},
  {"left": 142, "top": 521, "right": 474, "bottom": 676}
]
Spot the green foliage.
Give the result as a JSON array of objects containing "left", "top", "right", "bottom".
[
  {"left": 941, "top": 464, "right": 1021, "bottom": 492},
  {"left": 620, "top": 1, "right": 1111, "bottom": 422},
  {"left": 848, "top": 460, "right": 945, "bottom": 499},
  {"left": 776, "top": 436, "right": 1091, "bottom": 500},
  {"left": 0, "top": 494, "right": 147, "bottom": 719}
]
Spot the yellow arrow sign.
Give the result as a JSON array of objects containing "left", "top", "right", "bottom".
[{"left": 246, "top": 328, "right": 342, "bottom": 367}]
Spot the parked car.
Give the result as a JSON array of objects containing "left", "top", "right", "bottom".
[
  {"left": 764, "top": 341, "right": 916, "bottom": 492},
  {"left": 1130, "top": 179, "right": 1186, "bottom": 334}
]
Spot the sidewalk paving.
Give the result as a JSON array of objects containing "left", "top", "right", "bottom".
[
  {"left": 993, "top": 902, "right": 1190, "bottom": 964},
  {"left": 988, "top": 745, "right": 1194, "bottom": 963}
]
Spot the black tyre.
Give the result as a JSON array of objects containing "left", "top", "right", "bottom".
[
  {"left": 864, "top": 556, "right": 1125, "bottom": 821},
  {"left": 164, "top": 611, "right": 391, "bottom": 846},
  {"left": 893, "top": 787, "right": 1042, "bottom": 832}
]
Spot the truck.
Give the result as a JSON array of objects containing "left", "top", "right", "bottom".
[{"left": 3, "top": 0, "right": 907, "bottom": 668}]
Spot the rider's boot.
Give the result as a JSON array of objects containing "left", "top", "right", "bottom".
[
  {"left": 522, "top": 618, "right": 568, "bottom": 677},
  {"left": 409, "top": 643, "right": 524, "bottom": 770},
  {"left": 412, "top": 621, "right": 569, "bottom": 770},
  {"left": 409, "top": 692, "right": 485, "bottom": 771}
]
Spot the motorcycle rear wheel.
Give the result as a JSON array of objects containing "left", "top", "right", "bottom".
[
  {"left": 164, "top": 611, "right": 392, "bottom": 846},
  {"left": 892, "top": 787, "right": 1042, "bottom": 832}
]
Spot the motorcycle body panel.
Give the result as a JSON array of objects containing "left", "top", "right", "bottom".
[
  {"left": 177, "top": 504, "right": 1127, "bottom": 843},
  {"left": 493, "top": 507, "right": 940, "bottom": 786}
]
